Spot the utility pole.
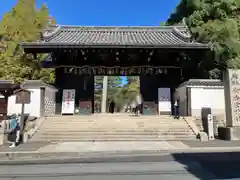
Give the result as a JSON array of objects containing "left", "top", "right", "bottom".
[{"left": 101, "top": 76, "right": 108, "bottom": 113}]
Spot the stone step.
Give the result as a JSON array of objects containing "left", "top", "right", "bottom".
[
  {"left": 43, "top": 119, "right": 184, "bottom": 122},
  {"left": 40, "top": 128, "right": 192, "bottom": 133},
  {"left": 38, "top": 129, "right": 193, "bottom": 133},
  {"left": 45, "top": 118, "right": 180, "bottom": 121},
  {"left": 31, "top": 115, "right": 196, "bottom": 142},
  {"left": 41, "top": 125, "right": 189, "bottom": 128},
  {"left": 39, "top": 131, "right": 193, "bottom": 136},
  {"left": 47, "top": 115, "right": 174, "bottom": 118},
  {"left": 44, "top": 124, "right": 185, "bottom": 126},
  {"left": 43, "top": 121, "right": 187, "bottom": 126},
  {"left": 40, "top": 128, "right": 190, "bottom": 132},
  {"left": 41, "top": 124, "right": 187, "bottom": 128},
  {"left": 33, "top": 138, "right": 197, "bottom": 142},
  {"left": 31, "top": 135, "right": 196, "bottom": 142},
  {"left": 41, "top": 123, "right": 187, "bottom": 127},
  {"left": 41, "top": 121, "right": 188, "bottom": 125},
  {"left": 45, "top": 117, "right": 180, "bottom": 121}
]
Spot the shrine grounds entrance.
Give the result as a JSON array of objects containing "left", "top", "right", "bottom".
[
  {"left": 94, "top": 76, "right": 140, "bottom": 113},
  {"left": 54, "top": 66, "right": 182, "bottom": 115},
  {"left": 21, "top": 25, "right": 212, "bottom": 115}
]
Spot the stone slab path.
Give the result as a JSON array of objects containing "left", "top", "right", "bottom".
[
  {"left": 37, "top": 141, "right": 190, "bottom": 153},
  {"left": 2, "top": 140, "right": 240, "bottom": 154}
]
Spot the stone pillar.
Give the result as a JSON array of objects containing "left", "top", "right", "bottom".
[
  {"left": 224, "top": 69, "right": 240, "bottom": 127},
  {"left": 101, "top": 76, "right": 108, "bottom": 113},
  {"left": 220, "top": 69, "right": 240, "bottom": 140}
]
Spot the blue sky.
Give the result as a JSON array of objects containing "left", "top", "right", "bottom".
[{"left": 0, "top": 0, "right": 180, "bottom": 84}]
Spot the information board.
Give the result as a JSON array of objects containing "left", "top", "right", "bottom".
[
  {"left": 61, "top": 89, "right": 75, "bottom": 114},
  {"left": 158, "top": 88, "right": 171, "bottom": 115}
]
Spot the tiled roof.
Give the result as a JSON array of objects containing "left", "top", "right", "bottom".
[
  {"left": 22, "top": 80, "right": 58, "bottom": 91},
  {"left": 179, "top": 79, "right": 223, "bottom": 87},
  {"left": 22, "top": 25, "right": 211, "bottom": 49}
]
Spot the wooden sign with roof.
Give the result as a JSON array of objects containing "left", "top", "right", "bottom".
[{"left": 14, "top": 89, "right": 31, "bottom": 104}]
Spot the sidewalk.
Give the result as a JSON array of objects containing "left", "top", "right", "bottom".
[{"left": 1, "top": 140, "right": 240, "bottom": 162}]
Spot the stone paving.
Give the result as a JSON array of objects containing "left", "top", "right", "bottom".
[
  {"left": 2, "top": 140, "right": 240, "bottom": 153},
  {"left": 182, "top": 139, "right": 240, "bottom": 147},
  {"left": 0, "top": 142, "right": 52, "bottom": 152},
  {"left": 37, "top": 141, "right": 190, "bottom": 153}
]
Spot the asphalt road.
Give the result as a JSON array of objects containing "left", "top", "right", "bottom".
[
  {"left": 1, "top": 153, "right": 240, "bottom": 179},
  {"left": 0, "top": 161, "right": 214, "bottom": 180}
]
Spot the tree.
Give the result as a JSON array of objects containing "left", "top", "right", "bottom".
[
  {"left": 0, "top": 0, "right": 55, "bottom": 83},
  {"left": 94, "top": 76, "right": 122, "bottom": 101},
  {"left": 94, "top": 76, "right": 103, "bottom": 102},
  {"left": 160, "top": 22, "right": 166, "bottom": 26},
  {"left": 94, "top": 76, "right": 123, "bottom": 112},
  {"left": 111, "top": 76, "right": 140, "bottom": 111},
  {"left": 167, "top": 0, "right": 240, "bottom": 78}
]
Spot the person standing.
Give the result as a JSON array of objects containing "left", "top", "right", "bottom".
[
  {"left": 109, "top": 100, "right": 115, "bottom": 114},
  {"left": 8, "top": 114, "right": 21, "bottom": 148}
]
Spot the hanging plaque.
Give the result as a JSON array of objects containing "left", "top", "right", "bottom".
[
  {"left": 63, "top": 66, "right": 175, "bottom": 75},
  {"left": 15, "top": 89, "right": 31, "bottom": 104}
]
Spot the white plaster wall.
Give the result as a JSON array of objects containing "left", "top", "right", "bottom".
[
  {"left": 190, "top": 87, "right": 225, "bottom": 117},
  {"left": 7, "top": 88, "right": 41, "bottom": 117}
]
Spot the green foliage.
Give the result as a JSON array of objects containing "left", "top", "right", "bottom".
[
  {"left": 0, "top": 0, "right": 55, "bottom": 83},
  {"left": 160, "top": 22, "right": 166, "bottom": 26},
  {"left": 112, "top": 76, "right": 140, "bottom": 110},
  {"left": 94, "top": 76, "right": 140, "bottom": 111},
  {"left": 167, "top": 0, "right": 240, "bottom": 78},
  {"left": 94, "top": 76, "right": 122, "bottom": 102}
]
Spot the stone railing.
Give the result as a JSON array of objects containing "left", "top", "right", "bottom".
[
  {"left": 0, "top": 120, "right": 11, "bottom": 133},
  {"left": 0, "top": 120, "right": 11, "bottom": 145}
]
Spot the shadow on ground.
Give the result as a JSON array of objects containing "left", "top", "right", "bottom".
[{"left": 172, "top": 151, "right": 240, "bottom": 179}]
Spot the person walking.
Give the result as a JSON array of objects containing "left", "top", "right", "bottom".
[
  {"left": 135, "top": 94, "right": 142, "bottom": 116},
  {"left": 174, "top": 99, "right": 180, "bottom": 119},
  {"left": 131, "top": 101, "right": 137, "bottom": 116}
]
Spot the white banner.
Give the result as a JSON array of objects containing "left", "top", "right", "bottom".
[
  {"left": 61, "top": 89, "right": 75, "bottom": 114},
  {"left": 158, "top": 88, "right": 171, "bottom": 114}
]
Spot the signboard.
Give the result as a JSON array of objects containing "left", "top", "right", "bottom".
[
  {"left": 61, "top": 89, "right": 75, "bottom": 114},
  {"left": 158, "top": 88, "right": 171, "bottom": 115},
  {"left": 143, "top": 102, "right": 158, "bottom": 115},
  {"left": 15, "top": 90, "right": 31, "bottom": 104},
  {"left": 78, "top": 101, "right": 92, "bottom": 115}
]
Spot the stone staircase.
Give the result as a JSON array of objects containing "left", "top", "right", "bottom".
[{"left": 30, "top": 114, "right": 197, "bottom": 142}]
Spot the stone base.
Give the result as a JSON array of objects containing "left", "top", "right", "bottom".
[
  {"left": 197, "top": 132, "right": 209, "bottom": 141},
  {"left": 23, "top": 132, "right": 29, "bottom": 143},
  {"left": 218, "top": 127, "right": 240, "bottom": 140},
  {"left": 0, "top": 131, "right": 9, "bottom": 145}
]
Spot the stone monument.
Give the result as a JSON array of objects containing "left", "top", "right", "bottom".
[{"left": 221, "top": 69, "right": 240, "bottom": 140}]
